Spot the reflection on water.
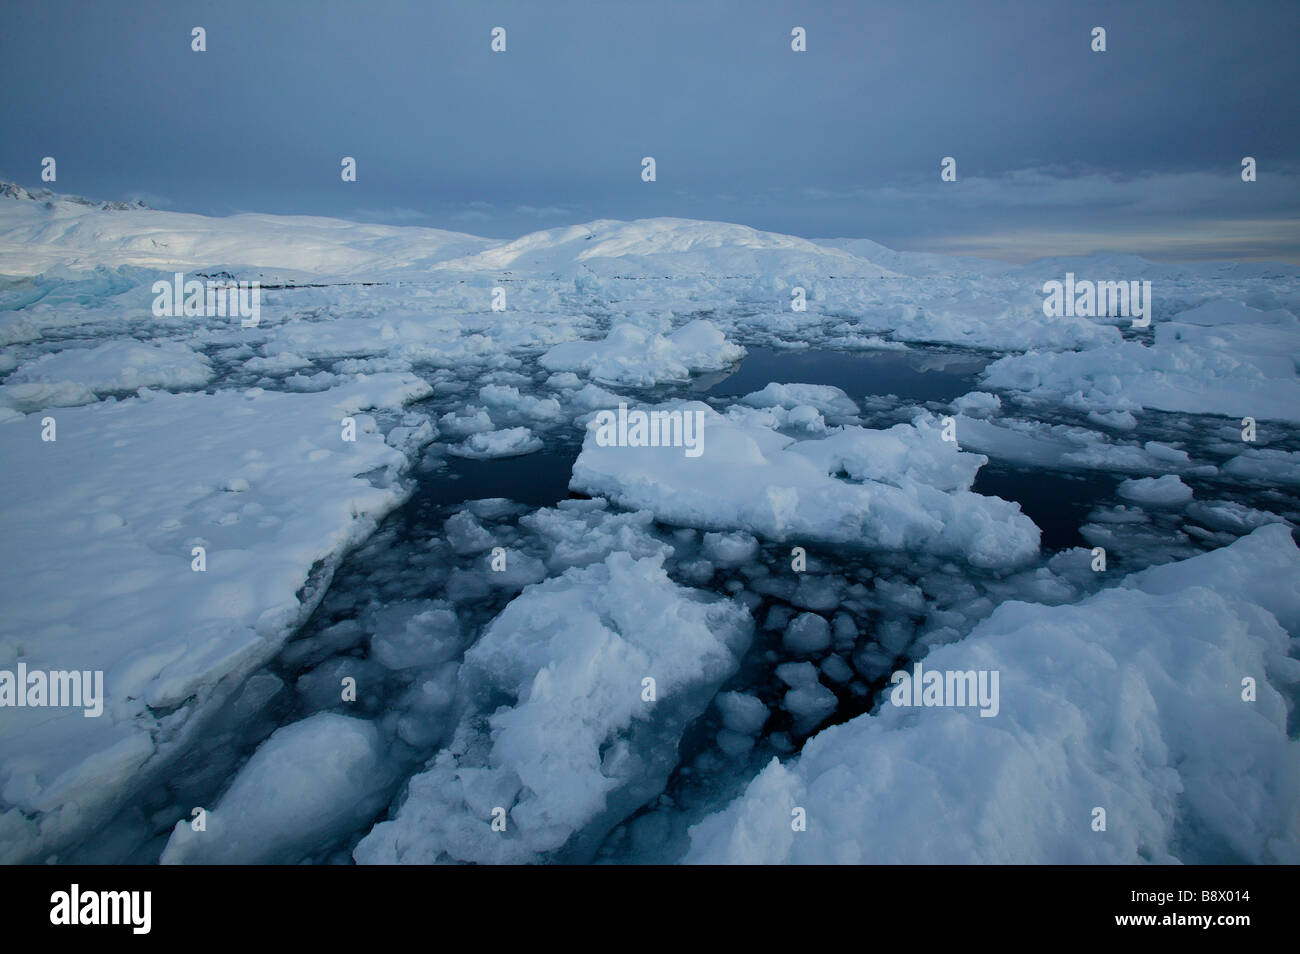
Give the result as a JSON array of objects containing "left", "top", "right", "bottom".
[
  {"left": 972, "top": 464, "right": 1119, "bottom": 552},
  {"left": 706, "top": 345, "right": 986, "bottom": 403}
]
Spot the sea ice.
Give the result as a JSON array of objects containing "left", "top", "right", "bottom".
[
  {"left": 571, "top": 403, "right": 1041, "bottom": 568},
  {"left": 353, "top": 551, "right": 752, "bottom": 864},
  {"left": 685, "top": 526, "right": 1300, "bottom": 864},
  {"left": 160, "top": 714, "right": 394, "bottom": 864}
]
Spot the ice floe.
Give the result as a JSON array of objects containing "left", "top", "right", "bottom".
[{"left": 686, "top": 525, "right": 1300, "bottom": 864}]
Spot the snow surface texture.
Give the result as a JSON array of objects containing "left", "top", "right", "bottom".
[
  {"left": 541, "top": 319, "right": 745, "bottom": 387},
  {"left": 1, "top": 339, "right": 213, "bottom": 411},
  {"left": 0, "top": 373, "right": 432, "bottom": 863},
  {"left": 982, "top": 302, "right": 1300, "bottom": 423},
  {"left": 685, "top": 526, "right": 1300, "bottom": 865}
]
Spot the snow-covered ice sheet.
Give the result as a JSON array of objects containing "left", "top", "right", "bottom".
[
  {"left": 1, "top": 339, "right": 213, "bottom": 411},
  {"left": 0, "top": 373, "right": 432, "bottom": 863},
  {"left": 981, "top": 302, "right": 1300, "bottom": 423}
]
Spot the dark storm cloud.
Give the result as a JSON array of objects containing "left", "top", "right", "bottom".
[{"left": 1, "top": 0, "right": 1297, "bottom": 260}]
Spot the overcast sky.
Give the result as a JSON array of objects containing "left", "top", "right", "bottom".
[{"left": 2, "top": 0, "right": 1297, "bottom": 261}]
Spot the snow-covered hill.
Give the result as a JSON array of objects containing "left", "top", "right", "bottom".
[
  {"left": 431, "top": 218, "right": 904, "bottom": 280},
  {"left": 0, "top": 182, "right": 496, "bottom": 280},
  {"left": 6, "top": 180, "right": 1297, "bottom": 291}
]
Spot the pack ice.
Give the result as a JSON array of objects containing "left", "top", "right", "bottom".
[
  {"left": 0, "top": 374, "right": 432, "bottom": 862},
  {"left": 1, "top": 183, "right": 1298, "bottom": 866},
  {"left": 354, "top": 551, "right": 752, "bottom": 864},
  {"left": 685, "top": 526, "right": 1300, "bottom": 865}
]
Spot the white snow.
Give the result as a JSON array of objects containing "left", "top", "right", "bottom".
[
  {"left": 2, "top": 183, "right": 1298, "bottom": 868},
  {"left": 0, "top": 185, "right": 493, "bottom": 279},
  {"left": 1, "top": 340, "right": 213, "bottom": 411},
  {"left": 353, "top": 551, "right": 752, "bottom": 864},
  {"left": 540, "top": 319, "right": 745, "bottom": 387},
  {"left": 982, "top": 302, "right": 1300, "bottom": 423},
  {"left": 432, "top": 218, "right": 903, "bottom": 280},
  {"left": 571, "top": 403, "right": 1041, "bottom": 568},
  {"left": 740, "top": 383, "right": 861, "bottom": 422},
  {"left": 685, "top": 526, "right": 1300, "bottom": 864},
  {"left": 438, "top": 406, "right": 495, "bottom": 436},
  {"left": 950, "top": 390, "right": 1002, "bottom": 416},
  {"left": 0, "top": 373, "right": 432, "bottom": 863},
  {"left": 447, "top": 426, "right": 543, "bottom": 459},
  {"left": 1117, "top": 475, "right": 1194, "bottom": 506}
]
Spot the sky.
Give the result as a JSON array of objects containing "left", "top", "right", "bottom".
[{"left": 2, "top": 0, "right": 1298, "bottom": 262}]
